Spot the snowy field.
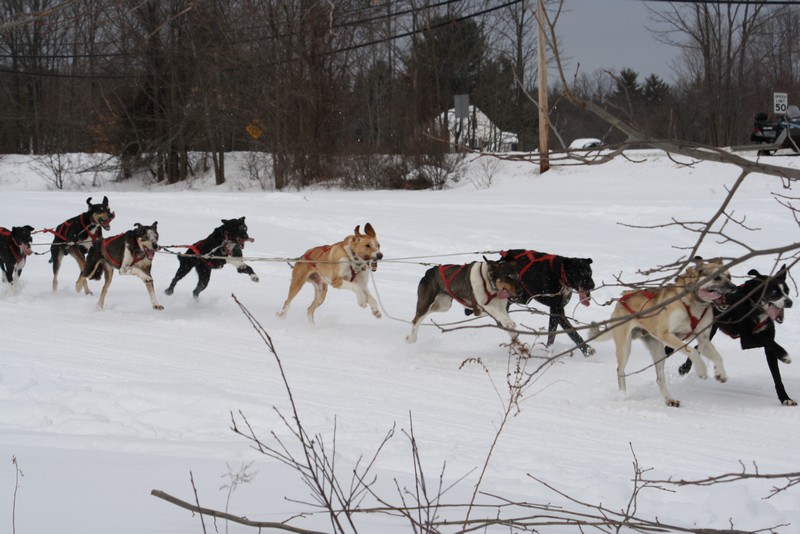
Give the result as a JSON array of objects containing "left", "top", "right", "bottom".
[{"left": 1, "top": 151, "right": 799, "bottom": 533}]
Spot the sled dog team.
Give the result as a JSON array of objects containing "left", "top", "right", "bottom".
[{"left": 1, "top": 197, "right": 794, "bottom": 407}]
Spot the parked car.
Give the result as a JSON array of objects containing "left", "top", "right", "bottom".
[{"left": 751, "top": 105, "right": 800, "bottom": 155}]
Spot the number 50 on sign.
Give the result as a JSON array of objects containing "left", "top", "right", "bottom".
[{"left": 774, "top": 92, "right": 788, "bottom": 114}]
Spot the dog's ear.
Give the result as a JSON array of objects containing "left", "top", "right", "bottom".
[
  {"left": 24, "top": 225, "right": 34, "bottom": 232},
  {"left": 364, "top": 223, "right": 376, "bottom": 237},
  {"left": 585, "top": 258, "right": 593, "bottom": 264},
  {"left": 747, "top": 268, "right": 763, "bottom": 278},
  {"left": 221, "top": 219, "right": 230, "bottom": 225},
  {"left": 134, "top": 223, "right": 142, "bottom": 229},
  {"left": 353, "top": 225, "right": 361, "bottom": 236},
  {"left": 86, "top": 197, "right": 93, "bottom": 207},
  {"left": 692, "top": 256, "right": 704, "bottom": 266},
  {"left": 102, "top": 196, "right": 109, "bottom": 207},
  {"left": 776, "top": 264, "right": 788, "bottom": 280},
  {"left": 239, "top": 216, "right": 246, "bottom": 222},
  {"left": 152, "top": 221, "right": 158, "bottom": 230}
]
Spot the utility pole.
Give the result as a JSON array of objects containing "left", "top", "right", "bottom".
[{"left": 536, "top": 0, "right": 550, "bottom": 173}]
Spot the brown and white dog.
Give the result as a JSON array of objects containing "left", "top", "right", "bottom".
[
  {"left": 592, "top": 257, "right": 737, "bottom": 407},
  {"left": 277, "top": 223, "right": 383, "bottom": 323},
  {"left": 406, "top": 258, "right": 521, "bottom": 343},
  {"left": 76, "top": 222, "right": 163, "bottom": 310},
  {"left": 0, "top": 225, "right": 34, "bottom": 288}
]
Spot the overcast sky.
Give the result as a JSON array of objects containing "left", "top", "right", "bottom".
[{"left": 556, "top": 0, "right": 680, "bottom": 83}]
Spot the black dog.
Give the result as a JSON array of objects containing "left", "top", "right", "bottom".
[
  {"left": 164, "top": 217, "right": 258, "bottom": 298},
  {"left": 0, "top": 225, "right": 34, "bottom": 286},
  {"left": 49, "top": 196, "right": 114, "bottom": 293},
  {"left": 498, "top": 249, "right": 596, "bottom": 356},
  {"left": 675, "top": 266, "right": 795, "bottom": 406}
]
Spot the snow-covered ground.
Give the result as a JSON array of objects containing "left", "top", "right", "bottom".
[{"left": 1, "top": 151, "right": 798, "bottom": 533}]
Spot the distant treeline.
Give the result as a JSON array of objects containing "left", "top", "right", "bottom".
[{"left": 0, "top": 1, "right": 797, "bottom": 187}]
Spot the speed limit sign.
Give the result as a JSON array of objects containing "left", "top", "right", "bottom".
[{"left": 774, "top": 92, "right": 788, "bottom": 114}]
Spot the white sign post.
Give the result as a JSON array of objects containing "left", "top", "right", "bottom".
[{"left": 774, "top": 92, "right": 788, "bottom": 114}]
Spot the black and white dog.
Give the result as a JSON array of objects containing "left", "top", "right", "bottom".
[
  {"left": 406, "top": 258, "right": 521, "bottom": 343},
  {"left": 0, "top": 225, "right": 34, "bottom": 287},
  {"left": 49, "top": 196, "right": 115, "bottom": 293},
  {"left": 497, "top": 249, "right": 596, "bottom": 356},
  {"left": 675, "top": 266, "right": 795, "bottom": 406},
  {"left": 77, "top": 222, "right": 163, "bottom": 310},
  {"left": 164, "top": 217, "right": 258, "bottom": 298}
]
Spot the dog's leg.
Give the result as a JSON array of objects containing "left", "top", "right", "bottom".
[
  {"left": 50, "top": 245, "right": 63, "bottom": 291},
  {"left": 68, "top": 246, "right": 91, "bottom": 294},
  {"left": 191, "top": 265, "right": 212, "bottom": 298},
  {"left": 345, "top": 275, "right": 382, "bottom": 319},
  {"left": 97, "top": 265, "right": 113, "bottom": 309},
  {"left": 483, "top": 301, "right": 517, "bottom": 342},
  {"left": 642, "top": 335, "right": 680, "bottom": 407},
  {"left": 659, "top": 332, "right": 710, "bottom": 381},
  {"left": 277, "top": 265, "right": 309, "bottom": 319},
  {"left": 613, "top": 325, "right": 634, "bottom": 395},
  {"left": 120, "top": 265, "right": 163, "bottom": 310},
  {"left": 165, "top": 258, "right": 193, "bottom": 295},
  {"left": 764, "top": 342, "right": 796, "bottom": 406},
  {"left": 307, "top": 274, "right": 328, "bottom": 324},
  {"left": 694, "top": 335, "right": 727, "bottom": 383},
  {"left": 552, "top": 307, "right": 595, "bottom": 356},
  {"left": 406, "top": 287, "right": 451, "bottom": 343},
  {"left": 228, "top": 251, "right": 259, "bottom": 283}
]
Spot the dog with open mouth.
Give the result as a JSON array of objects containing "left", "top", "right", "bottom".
[
  {"left": 48, "top": 196, "right": 115, "bottom": 294},
  {"left": 675, "top": 265, "right": 795, "bottom": 405},
  {"left": 0, "top": 225, "right": 35, "bottom": 287},
  {"left": 277, "top": 223, "right": 383, "bottom": 323},
  {"left": 494, "top": 249, "right": 595, "bottom": 356},
  {"left": 592, "top": 257, "right": 736, "bottom": 407},
  {"left": 164, "top": 217, "right": 259, "bottom": 298},
  {"left": 406, "top": 257, "right": 522, "bottom": 344},
  {"left": 76, "top": 222, "right": 163, "bottom": 310}
]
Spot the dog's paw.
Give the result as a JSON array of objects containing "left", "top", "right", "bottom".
[
  {"left": 582, "top": 345, "right": 596, "bottom": 357},
  {"left": 372, "top": 309, "right": 382, "bottom": 319},
  {"left": 405, "top": 334, "right": 417, "bottom": 344},
  {"left": 250, "top": 274, "right": 259, "bottom": 283},
  {"left": 666, "top": 399, "right": 681, "bottom": 408},
  {"left": 164, "top": 287, "right": 174, "bottom": 296},
  {"left": 782, "top": 398, "right": 798, "bottom": 406},
  {"left": 779, "top": 354, "right": 792, "bottom": 364},
  {"left": 715, "top": 372, "right": 727, "bottom": 383},
  {"left": 153, "top": 303, "right": 164, "bottom": 310}
]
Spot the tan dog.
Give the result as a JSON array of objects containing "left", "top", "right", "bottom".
[
  {"left": 593, "top": 257, "right": 736, "bottom": 407},
  {"left": 277, "top": 223, "right": 383, "bottom": 323}
]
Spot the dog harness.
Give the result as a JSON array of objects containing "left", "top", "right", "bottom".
[
  {"left": 304, "top": 245, "right": 359, "bottom": 282},
  {"left": 45, "top": 212, "right": 107, "bottom": 243},
  {"left": 102, "top": 233, "right": 150, "bottom": 268},
  {"left": 619, "top": 289, "right": 708, "bottom": 338},
  {"left": 0, "top": 227, "right": 22, "bottom": 263},
  {"left": 504, "top": 250, "right": 569, "bottom": 295},
  {"left": 439, "top": 264, "right": 500, "bottom": 308}
]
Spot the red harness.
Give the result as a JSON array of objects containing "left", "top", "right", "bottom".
[
  {"left": 304, "top": 245, "right": 358, "bottom": 282},
  {"left": 45, "top": 212, "right": 102, "bottom": 243},
  {"left": 505, "top": 250, "right": 569, "bottom": 294},
  {"left": 439, "top": 263, "right": 498, "bottom": 308},
  {"left": 620, "top": 289, "right": 707, "bottom": 338},
  {"left": 103, "top": 233, "right": 148, "bottom": 268},
  {"left": 0, "top": 227, "right": 22, "bottom": 263}
]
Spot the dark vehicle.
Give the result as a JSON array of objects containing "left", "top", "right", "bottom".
[{"left": 751, "top": 105, "right": 800, "bottom": 155}]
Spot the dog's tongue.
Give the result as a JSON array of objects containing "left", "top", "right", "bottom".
[
  {"left": 697, "top": 288, "right": 722, "bottom": 303},
  {"left": 21, "top": 243, "right": 32, "bottom": 256},
  {"left": 768, "top": 303, "right": 785, "bottom": 323},
  {"left": 496, "top": 288, "right": 511, "bottom": 299},
  {"left": 579, "top": 289, "right": 591, "bottom": 306},
  {"left": 145, "top": 248, "right": 156, "bottom": 260}
]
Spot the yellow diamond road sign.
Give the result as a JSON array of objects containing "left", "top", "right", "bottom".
[{"left": 245, "top": 120, "right": 264, "bottom": 140}]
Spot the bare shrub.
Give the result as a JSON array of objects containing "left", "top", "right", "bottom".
[
  {"left": 244, "top": 152, "right": 274, "bottom": 190},
  {"left": 340, "top": 154, "right": 409, "bottom": 190},
  {"left": 470, "top": 156, "right": 500, "bottom": 189}
]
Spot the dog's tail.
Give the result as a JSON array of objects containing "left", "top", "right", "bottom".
[{"left": 588, "top": 322, "right": 614, "bottom": 342}]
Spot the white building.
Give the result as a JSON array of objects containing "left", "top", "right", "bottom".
[{"left": 436, "top": 105, "right": 518, "bottom": 152}]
